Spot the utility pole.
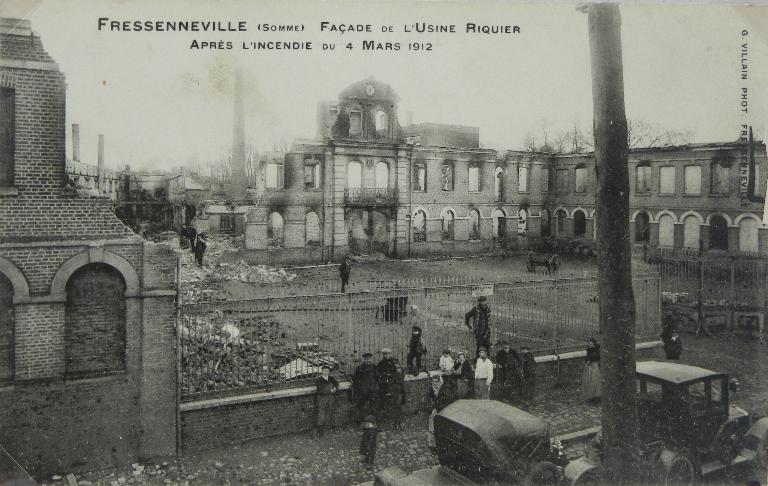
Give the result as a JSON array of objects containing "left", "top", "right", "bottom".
[{"left": 587, "top": 3, "right": 641, "bottom": 482}]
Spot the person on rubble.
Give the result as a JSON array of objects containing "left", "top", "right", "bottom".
[
  {"left": 187, "top": 226, "right": 198, "bottom": 254},
  {"left": 353, "top": 352, "right": 379, "bottom": 422},
  {"left": 194, "top": 233, "right": 207, "bottom": 266},
  {"left": 339, "top": 258, "right": 351, "bottom": 292},
  {"left": 465, "top": 295, "right": 492, "bottom": 358}
]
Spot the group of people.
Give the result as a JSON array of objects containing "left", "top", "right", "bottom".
[{"left": 179, "top": 225, "right": 207, "bottom": 266}]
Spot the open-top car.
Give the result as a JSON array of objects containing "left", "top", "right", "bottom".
[
  {"left": 373, "top": 400, "right": 568, "bottom": 485},
  {"left": 565, "top": 361, "right": 768, "bottom": 485}
]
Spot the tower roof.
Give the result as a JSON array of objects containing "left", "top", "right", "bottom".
[{"left": 339, "top": 77, "right": 400, "bottom": 103}]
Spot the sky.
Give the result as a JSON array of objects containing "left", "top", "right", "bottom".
[{"left": 2, "top": 0, "right": 768, "bottom": 171}]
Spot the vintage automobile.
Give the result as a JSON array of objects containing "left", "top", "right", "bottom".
[
  {"left": 565, "top": 361, "right": 768, "bottom": 485},
  {"left": 373, "top": 399, "right": 568, "bottom": 485}
]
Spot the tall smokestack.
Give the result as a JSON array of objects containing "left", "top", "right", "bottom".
[
  {"left": 72, "top": 124, "right": 80, "bottom": 162},
  {"left": 97, "top": 134, "right": 104, "bottom": 192},
  {"left": 231, "top": 68, "right": 246, "bottom": 180}
]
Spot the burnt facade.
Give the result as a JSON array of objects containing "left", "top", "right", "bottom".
[{"left": 227, "top": 77, "right": 767, "bottom": 264}]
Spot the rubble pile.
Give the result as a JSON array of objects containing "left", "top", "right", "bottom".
[
  {"left": 160, "top": 233, "right": 297, "bottom": 303},
  {"left": 348, "top": 252, "right": 388, "bottom": 263},
  {"left": 181, "top": 317, "right": 284, "bottom": 393}
]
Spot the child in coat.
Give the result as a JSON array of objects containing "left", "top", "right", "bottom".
[{"left": 359, "top": 415, "right": 379, "bottom": 466}]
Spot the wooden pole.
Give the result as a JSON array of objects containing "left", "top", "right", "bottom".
[{"left": 587, "top": 3, "right": 641, "bottom": 481}]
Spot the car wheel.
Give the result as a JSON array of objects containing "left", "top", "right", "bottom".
[
  {"left": 524, "top": 460, "right": 561, "bottom": 485},
  {"left": 572, "top": 469, "right": 601, "bottom": 485},
  {"left": 664, "top": 454, "right": 701, "bottom": 486}
]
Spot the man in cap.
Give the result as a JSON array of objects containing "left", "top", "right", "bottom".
[
  {"left": 376, "top": 348, "right": 403, "bottom": 429},
  {"left": 474, "top": 347, "right": 494, "bottom": 399},
  {"left": 495, "top": 340, "right": 522, "bottom": 401},
  {"left": 465, "top": 295, "right": 492, "bottom": 358},
  {"left": 353, "top": 352, "right": 379, "bottom": 421}
]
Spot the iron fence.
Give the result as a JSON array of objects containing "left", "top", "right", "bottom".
[
  {"left": 179, "top": 274, "right": 661, "bottom": 401},
  {"left": 632, "top": 246, "right": 768, "bottom": 306}
]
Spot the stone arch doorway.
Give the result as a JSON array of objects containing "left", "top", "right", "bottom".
[
  {"left": 709, "top": 215, "right": 728, "bottom": 251},
  {"left": 346, "top": 209, "right": 392, "bottom": 256}
]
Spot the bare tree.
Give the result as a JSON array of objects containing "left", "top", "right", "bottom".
[
  {"left": 588, "top": 3, "right": 641, "bottom": 483},
  {"left": 627, "top": 120, "right": 693, "bottom": 149}
]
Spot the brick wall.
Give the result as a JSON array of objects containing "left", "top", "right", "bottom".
[{"left": 181, "top": 343, "right": 663, "bottom": 452}]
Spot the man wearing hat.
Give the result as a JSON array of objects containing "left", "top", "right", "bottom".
[
  {"left": 315, "top": 365, "right": 339, "bottom": 436},
  {"left": 353, "top": 352, "right": 379, "bottom": 421},
  {"left": 465, "top": 295, "right": 492, "bottom": 358},
  {"left": 376, "top": 348, "right": 404, "bottom": 429}
]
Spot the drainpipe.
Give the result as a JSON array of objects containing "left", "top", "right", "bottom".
[{"left": 407, "top": 143, "right": 414, "bottom": 258}]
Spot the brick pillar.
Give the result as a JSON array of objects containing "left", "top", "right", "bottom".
[
  {"left": 759, "top": 227, "right": 768, "bottom": 256},
  {"left": 649, "top": 222, "right": 659, "bottom": 246},
  {"left": 506, "top": 216, "right": 518, "bottom": 244},
  {"left": 565, "top": 217, "right": 574, "bottom": 238},
  {"left": 700, "top": 224, "right": 711, "bottom": 250},
  {"left": 673, "top": 222, "right": 684, "bottom": 248},
  {"left": 727, "top": 225, "right": 739, "bottom": 252}
]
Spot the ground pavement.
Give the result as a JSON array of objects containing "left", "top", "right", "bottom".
[{"left": 51, "top": 334, "right": 767, "bottom": 486}]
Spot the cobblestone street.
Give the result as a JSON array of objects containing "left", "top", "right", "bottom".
[{"left": 55, "top": 332, "right": 768, "bottom": 486}]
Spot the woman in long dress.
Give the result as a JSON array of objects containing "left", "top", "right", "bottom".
[{"left": 581, "top": 337, "right": 601, "bottom": 403}]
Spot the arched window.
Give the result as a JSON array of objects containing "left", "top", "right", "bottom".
[
  {"left": 683, "top": 215, "right": 700, "bottom": 249},
  {"left": 709, "top": 215, "right": 728, "bottom": 251},
  {"left": 347, "top": 161, "right": 362, "bottom": 189},
  {"left": 739, "top": 217, "right": 759, "bottom": 253},
  {"left": 413, "top": 210, "right": 427, "bottom": 242},
  {"left": 574, "top": 210, "right": 587, "bottom": 237},
  {"left": 65, "top": 263, "right": 126, "bottom": 378},
  {"left": 0, "top": 273, "right": 13, "bottom": 385},
  {"left": 442, "top": 211, "right": 455, "bottom": 241},
  {"left": 492, "top": 209, "right": 506, "bottom": 238},
  {"left": 306, "top": 212, "right": 320, "bottom": 246},
  {"left": 635, "top": 212, "right": 650, "bottom": 243},
  {"left": 517, "top": 209, "right": 528, "bottom": 236},
  {"left": 267, "top": 212, "right": 284, "bottom": 247},
  {"left": 556, "top": 209, "right": 567, "bottom": 236},
  {"left": 658, "top": 214, "right": 675, "bottom": 247},
  {"left": 349, "top": 110, "right": 362, "bottom": 136},
  {"left": 469, "top": 210, "right": 481, "bottom": 240},
  {"left": 540, "top": 208, "right": 551, "bottom": 237},
  {"left": 375, "top": 111, "right": 388, "bottom": 136},
  {"left": 374, "top": 161, "right": 389, "bottom": 189},
  {"left": 494, "top": 167, "right": 504, "bottom": 201}
]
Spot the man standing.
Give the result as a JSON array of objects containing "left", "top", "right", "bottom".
[
  {"left": 315, "top": 365, "right": 339, "bottom": 437},
  {"left": 495, "top": 341, "right": 522, "bottom": 401},
  {"left": 465, "top": 296, "right": 491, "bottom": 357},
  {"left": 194, "top": 233, "right": 207, "bottom": 266},
  {"left": 187, "top": 225, "right": 197, "bottom": 255},
  {"left": 406, "top": 325, "right": 425, "bottom": 375},
  {"left": 474, "top": 347, "right": 494, "bottom": 399},
  {"left": 353, "top": 352, "right": 379, "bottom": 421},
  {"left": 376, "top": 348, "right": 403, "bottom": 429},
  {"left": 339, "top": 259, "right": 351, "bottom": 293}
]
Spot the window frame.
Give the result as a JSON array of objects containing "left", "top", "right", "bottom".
[
  {"left": 635, "top": 162, "right": 652, "bottom": 194},
  {"left": 659, "top": 166, "right": 676, "bottom": 195},
  {"left": 518, "top": 165, "right": 529, "bottom": 193},
  {"left": 265, "top": 159, "right": 285, "bottom": 190},
  {"left": 304, "top": 160, "right": 322, "bottom": 191},
  {"left": 684, "top": 165, "right": 702, "bottom": 195},
  {"left": 574, "top": 165, "right": 588, "bottom": 193},
  {"left": 710, "top": 161, "right": 730, "bottom": 195},
  {"left": 0, "top": 87, "right": 16, "bottom": 189},
  {"left": 468, "top": 164, "right": 481, "bottom": 193},
  {"left": 441, "top": 162, "right": 455, "bottom": 192},
  {"left": 413, "top": 162, "right": 427, "bottom": 192}
]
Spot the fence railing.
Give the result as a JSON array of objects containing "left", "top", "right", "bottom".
[
  {"left": 631, "top": 245, "right": 768, "bottom": 306},
  {"left": 179, "top": 274, "right": 661, "bottom": 401}
]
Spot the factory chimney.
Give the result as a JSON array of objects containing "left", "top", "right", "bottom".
[
  {"left": 97, "top": 134, "right": 104, "bottom": 192},
  {"left": 72, "top": 124, "right": 80, "bottom": 162},
  {"left": 231, "top": 68, "right": 246, "bottom": 180}
]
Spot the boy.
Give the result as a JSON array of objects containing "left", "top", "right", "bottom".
[
  {"left": 359, "top": 415, "right": 379, "bottom": 467},
  {"left": 406, "top": 325, "right": 425, "bottom": 375},
  {"left": 439, "top": 349, "right": 454, "bottom": 374},
  {"left": 315, "top": 365, "right": 338, "bottom": 436}
]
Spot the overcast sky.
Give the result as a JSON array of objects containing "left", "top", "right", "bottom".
[{"left": 2, "top": 1, "right": 767, "bottom": 170}]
